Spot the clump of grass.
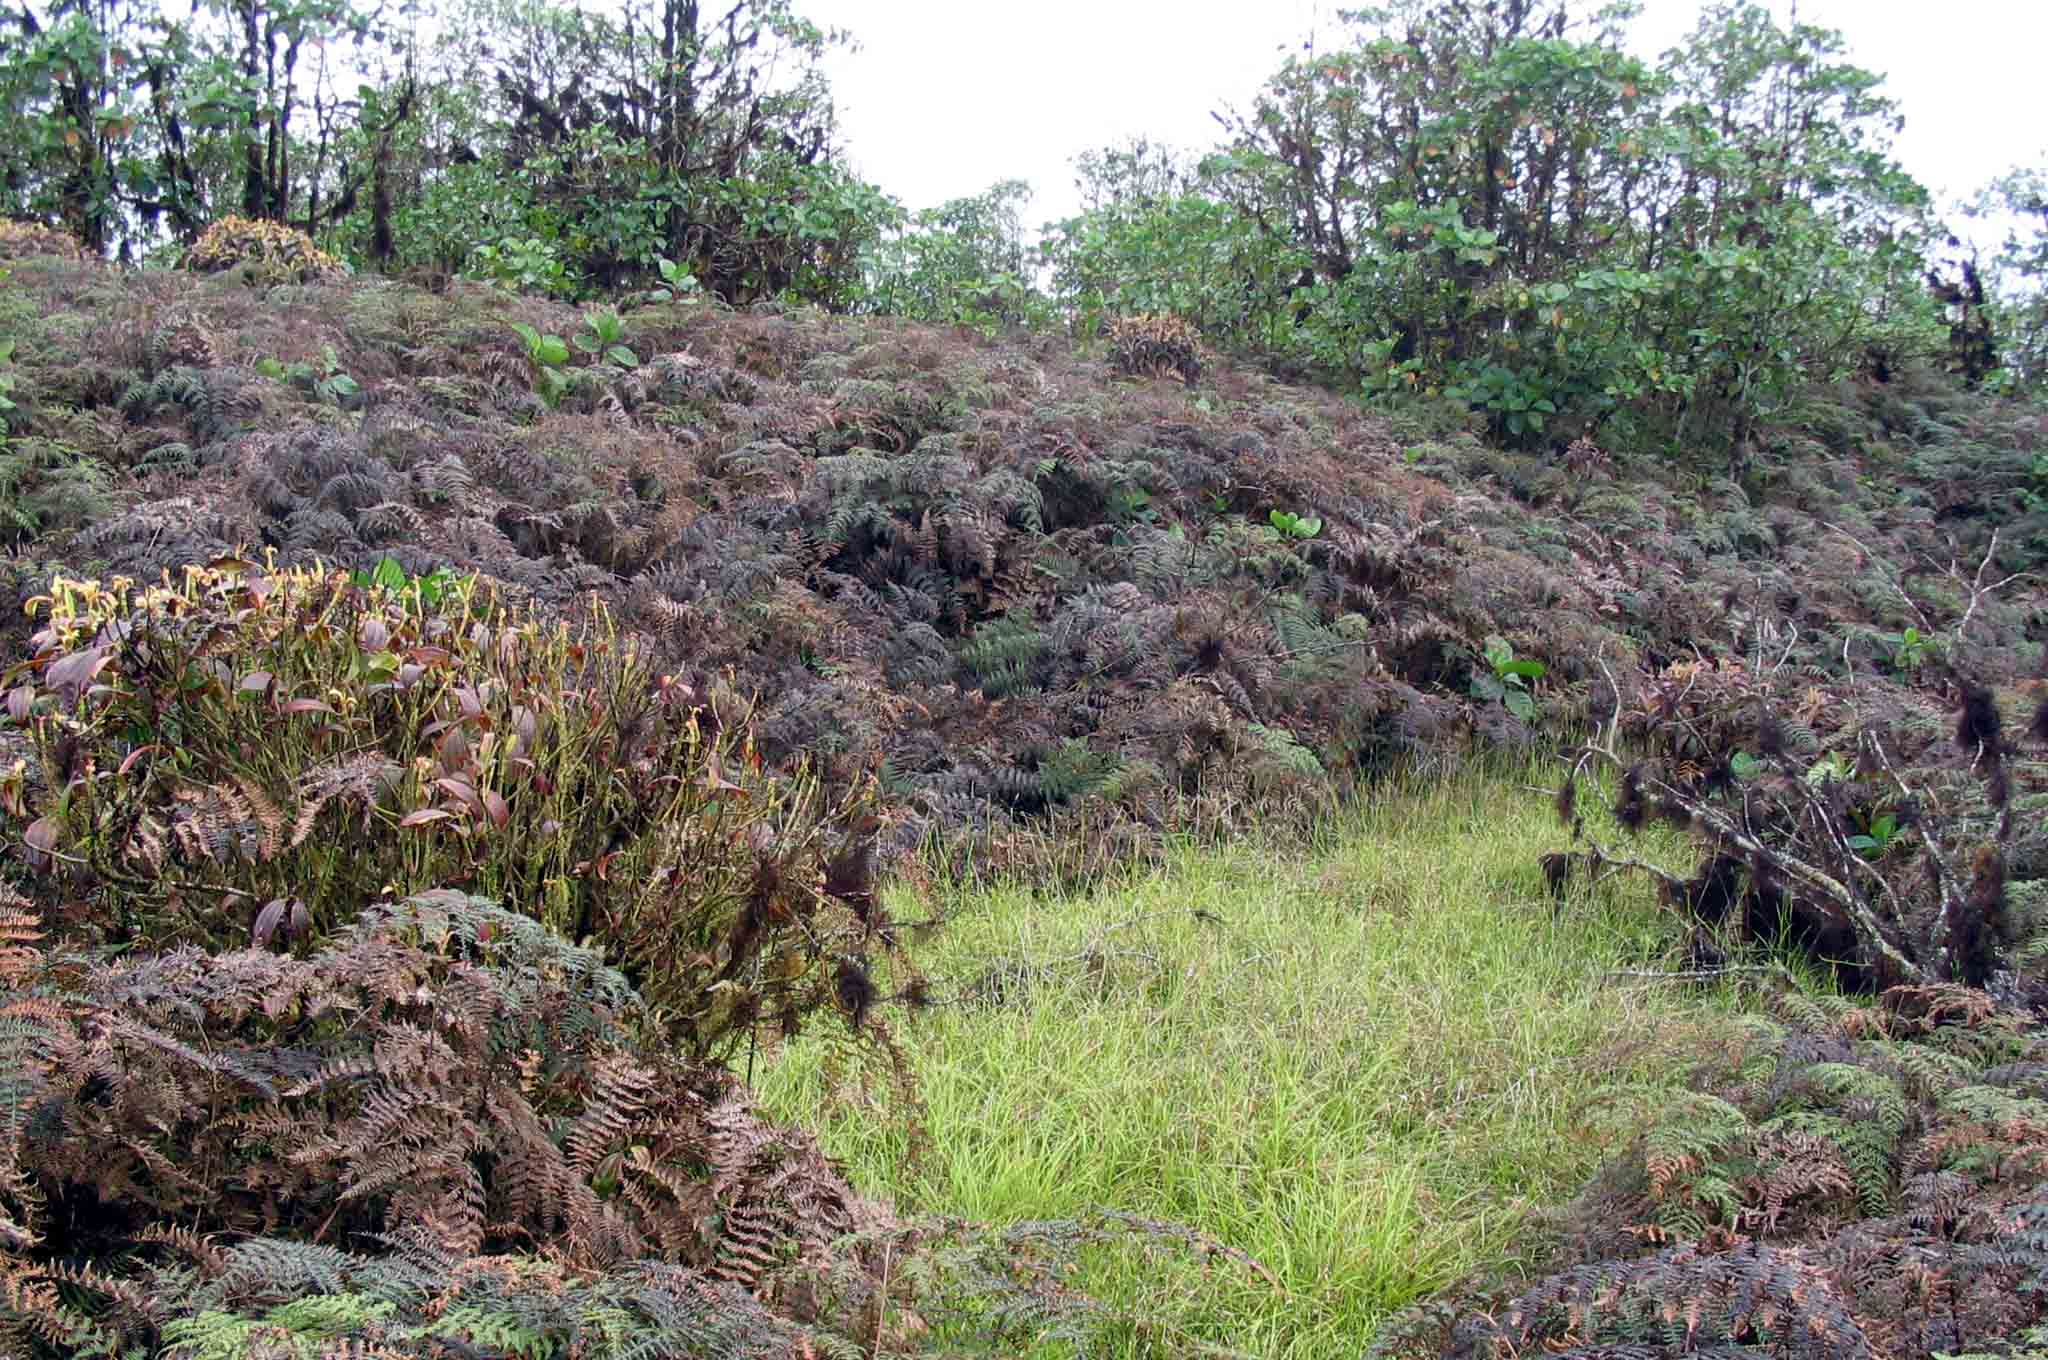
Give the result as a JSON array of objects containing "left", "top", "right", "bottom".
[{"left": 762, "top": 764, "right": 1734, "bottom": 1358}]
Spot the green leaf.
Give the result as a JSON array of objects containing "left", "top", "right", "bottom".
[
  {"left": 605, "top": 345, "right": 639, "bottom": 368},
  {"left": 370, "top": 557, "right": 406, "bottom": 592},
  {"left": 1503, "top": 689, "right": 1537, "bottom": 721}
]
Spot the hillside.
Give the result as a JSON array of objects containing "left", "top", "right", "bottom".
[
  {"left": 4, "top": 229, "right": 2048, "bottom": 1356},
  {"left": 5, "top": 236, "right": 2043, "bottom": 872}
]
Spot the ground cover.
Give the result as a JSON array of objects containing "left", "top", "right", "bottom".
[{"left": 765, "top": 766, "right": 1731, "bottom": 1358}]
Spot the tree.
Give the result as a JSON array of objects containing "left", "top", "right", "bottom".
[
  {"left": 1970, "top": 162, "right": 2048, "bottom": 395},
  {"left": 0, "top": 0, "right": 395, "bottom": 254},
  {"left": 428, "top": 0, "right": 890, "bottom": 300},
  {"left": 1171, "top": 0, "right": 1942, "bottom": 453},
  {"left": 855, "top": 179, "right": 1035, "bottom": 332}
]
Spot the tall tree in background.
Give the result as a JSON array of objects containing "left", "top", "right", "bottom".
[
  {"left": 0, "top": 0, "right": 889, "bottom": 303},
  {"left": 1178, "top": 0, "right": 1939, "bottom": 450},
  {"left": 0, "top": 0, "right": 394, "bottom": 252},
  {"left": 431, "top": 0, "right": 889, "bottom": 299},
  {"left": 1970, "top": 162, "right": 2048, "bottom": 395}
]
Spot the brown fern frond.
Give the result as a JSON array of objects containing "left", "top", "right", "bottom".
[
  {"left": 232, "top": 774, "right": 285, "bottom": 860},
  {"left": 1751, "top": 1128, "right": 1857, "bottom": 1231},
  {"left": 290, "top": 754, "right": 402, "bottom": 847},
  {"left": 0, "top": 904, "right": 38, "bottom": 987}
]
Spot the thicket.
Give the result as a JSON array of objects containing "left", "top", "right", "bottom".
[
  {"left": 1, "top": 549, "right": 1297, "bottom": 1356},
  {"left": 6, "top": 557, "right": 906, "bottom": 1057},
  {"left": 1037, "top": 0, "right": 2018, "bottom": 456},
  {"left": 1370, "top": 980, "right": 2048, "bottom": 1359},
  {"left": 2, "top": 0, "right": 2047, "bottom": 1352}
]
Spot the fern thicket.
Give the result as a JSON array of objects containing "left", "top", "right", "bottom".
[
  {"left": 0, "top": 894, "right": 1272, "bottom": 1358},
  {"left": 1382, "top": 983, "right": 2048, "bottom": 1360}
]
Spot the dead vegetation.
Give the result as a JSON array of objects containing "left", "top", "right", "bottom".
[{"left": 0, "top": 249, "right": 2046, "bottom": 1355}]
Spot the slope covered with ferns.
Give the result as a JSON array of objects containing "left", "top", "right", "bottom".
[{"left": 4, "top": 239, "right": 2042, "bottom": 889}]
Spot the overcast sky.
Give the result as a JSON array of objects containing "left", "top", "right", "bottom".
[{"left": 807, "top": 0, "right": 2046, "bottom": 244}]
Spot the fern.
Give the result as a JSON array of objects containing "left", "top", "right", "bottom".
[
  {"left": 959, "top": 612, "right": 1049, "bottom": 699},
  {"left": 1245, "top": 724, "right": 1326, "bottom": 783},
  {"left": 1615, "top": 1088, "right": 1756, "bottom": 1237},
  {"left": 1036, "top": 739, "right": 1127, "bottom": 805},
  {"left": 1762, "top": 1063, "right": 1908, "bottom": 1215},
  {"left": 119, "top": 366, "right": 237, "bottom": 443},
  {"left": 1449, "top": 1241, "right": 1875, "bottom": 1359}
]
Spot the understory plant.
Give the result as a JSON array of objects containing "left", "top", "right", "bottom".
[{"left": 3, "top": 558, "right": 892, "bottom": 1060}]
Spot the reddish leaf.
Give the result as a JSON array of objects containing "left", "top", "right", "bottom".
[
  {"left": 6, "top": 685, "right": 32, "bottom": 723},
  {"left": 117, "top": 744, "right": 159, "bottom": 775},
  {"left": 23, "top": 817, "right": 59, "bottom": 856},
  {"left": 238, "top": 670, "right": 275, "bottom": 693},
  {"left": 399, "top": 808, "right": 457, "bottom": 827},
  {"left": 252, "top": 898, "right": 286, "bottom": 947},
  {"left": 282, "top": 698, "right": 334, "bottom": 715},
  {"left": 45, "top": 647, "right": 110, "bottom": 695},
  {"left": 481, "top": 789, "right": 510, "bottom": 830}
]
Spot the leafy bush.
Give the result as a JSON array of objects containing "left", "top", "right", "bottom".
[
  {"left": 184, "top": 217, "right": 350, "bottom": 287},
  {"left": 0, "top": 222, "right": 80, "bottom": 261},
  {"left": 857, "top": 179, "right": 1045, "bottom": 333},
  {"left": 5, "top": 559, "right": 889, "bottom": 1059}
]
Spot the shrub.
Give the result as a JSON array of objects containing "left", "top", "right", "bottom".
[
  {"left": 1104, "top": 313, "right": 1202, "bottom": 384},
  {"left": 4, "top": 558, "right": 890, "bottom": 1060},
  {"left": 184, "top": 217, "right": 349, "bottom": 287},
  {"left": 0, "top": 222, "right": 80, "bottom": 261}
]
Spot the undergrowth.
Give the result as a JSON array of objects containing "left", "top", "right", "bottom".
[
  {"left": 763, "top": 767, "right": 1734, "bottom": 1359},
  {"left": 0, "top": 241, "right": 2040, "bottom": 1359}
]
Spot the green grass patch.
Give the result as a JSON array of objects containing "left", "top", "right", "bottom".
[{"left": 761, "top": 766, "right": 1743, "bottom": 1357}]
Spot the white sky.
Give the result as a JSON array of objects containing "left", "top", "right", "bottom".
[{"left": 809, "top": 0, "right": 2047, "bottom": 243}]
